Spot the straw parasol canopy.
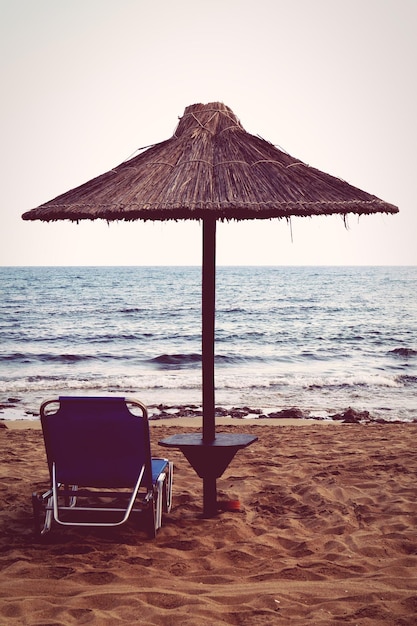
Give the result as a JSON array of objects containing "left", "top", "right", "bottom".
[
  {"left": 22, "top": 102, "right": 398, "bottom": 516},
  {"left": 22, "top": 101, "right": 398, "bottom": 223}
]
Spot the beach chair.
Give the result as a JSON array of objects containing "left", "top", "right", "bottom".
[{"left": 32, "top": 396, "right": 173, "bottom": 539}]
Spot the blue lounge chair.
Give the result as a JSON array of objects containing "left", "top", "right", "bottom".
[{"left": 32, "top": 396, "right": 173, "bottom": 539}]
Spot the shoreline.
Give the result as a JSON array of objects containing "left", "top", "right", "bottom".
[
  {"left": 3, "top": 416, "right": 336, "bottom": 430},
  {"left": 2, "top": 402, "right": 415, "bottom": 429},
  {"left": 2, "top": 400, "right": 415, "bottom": 429}
]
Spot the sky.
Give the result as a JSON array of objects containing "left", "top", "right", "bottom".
[{"left": 1, "top": 0, "right": 416, "bottom": 266}]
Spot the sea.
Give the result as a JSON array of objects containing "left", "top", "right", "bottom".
[{"left": 0, "top": 266, "right": 416, "bottom": 423}]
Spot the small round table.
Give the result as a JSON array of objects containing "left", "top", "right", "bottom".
[{"left": 159, "top": 432, "right": 258, "bottom": 517}]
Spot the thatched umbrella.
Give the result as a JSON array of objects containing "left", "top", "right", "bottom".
[{"left": 22, "top": 102, "right": 398, "bottom": 515}]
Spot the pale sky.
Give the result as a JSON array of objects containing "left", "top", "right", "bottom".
[{"left": 1, "top": 0, "right": 416, "bottom": 266}]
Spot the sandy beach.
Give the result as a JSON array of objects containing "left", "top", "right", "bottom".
[{"left": 1, "top": 419, "right": 417, "bottom": 625}]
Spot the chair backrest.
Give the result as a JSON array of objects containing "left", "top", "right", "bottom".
[{"left": 40, "top": 397, "right": 153, "bottom": 488}]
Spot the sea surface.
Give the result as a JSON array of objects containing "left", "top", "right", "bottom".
[{"left": 0, "top": 266, "right": 416, "bottom": 422}]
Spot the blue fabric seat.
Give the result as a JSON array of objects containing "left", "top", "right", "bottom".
[{"left": 32, "top": 396, "right": 173, "bottom": 539}]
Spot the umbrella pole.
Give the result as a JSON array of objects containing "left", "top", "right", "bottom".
[
  {"left": 202, "top": 216, "right": 216, "bottom": 445},
  {"left": 161, "top": 218, "right": 256, "bottom": 519}
]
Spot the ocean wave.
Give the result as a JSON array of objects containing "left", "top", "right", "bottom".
[
  {"left": 19, "top": 332, "right": 157, "bottom": 345},
  {"left": 0, "top": 352, "right": 94, "bottom": 364},
  {"left": 118, "top": 307, "right": 146, "bottom": 314},
  {"left": 1, "top": 369, "right": 416, "bottom": 424},
  {"left": 218, "top": 307, "right": 247, "bottom": 314},
  {"left": 150, "top": 353, "right": 201, "bottom": 368},
  {"left": 85, "top": 333, "right": 154, "bottom": 343},
  {"left": 299, "top": 351, "right": 334, "bottom": 361},
  {"left": 0, "top": 352, "right": 134, "bottom": 365},
  {"left": 149, "top": 352, "right": 270, "bottom": 368},
  {"left": 1, "top": 368, "right": 406, "bottom": 395},
  {"left": 389, "top": 347, "right": 417, "bottom": 358},
  {"left": 397, "top": 374, "right": 417, "bottom": 385},
  {"left": 216, "top": 331, "right": 267, "bottom": 343},
  {"left": 0, "top": 372, "right": 204, "bottom": 394},
  {"left": 304, "top": 373, "right": 402, "bottom": 389}
]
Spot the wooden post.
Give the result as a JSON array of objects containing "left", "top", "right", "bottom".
[{"left": 202, "top": 217, "right": 216, "bottom": 444}]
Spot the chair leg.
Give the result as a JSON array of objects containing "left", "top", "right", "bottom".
[
  {"left": 163, "top": 462, "right": 173, "bottom": 514},
  {"left": 32, "top": 492, "right": 53, "bottom": 539},
  {"left": 145, "top": 498, "right": 156, "bottom": 539},
  {"left": 155, "top": 476, "right": 163, "bottom": 531}
]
